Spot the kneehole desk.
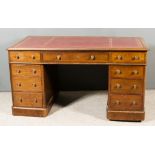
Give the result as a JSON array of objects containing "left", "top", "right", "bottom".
[{"left": 8, "top": 36, "right": 148, "bottom": 121}]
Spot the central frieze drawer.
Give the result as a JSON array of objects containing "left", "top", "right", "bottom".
[
  {"left": 43, "top": 51, "right": 109, "bottom": 63},
  {"left": 110, "top": 79, "right": 143, "bottom": 94},
  {"left": 12, "top": 76, "right": 42, "bottom": 91}
]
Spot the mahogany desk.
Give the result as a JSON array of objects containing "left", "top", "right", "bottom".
[{"left": 8, "top": 36, "right": 148, "bottom": 121}]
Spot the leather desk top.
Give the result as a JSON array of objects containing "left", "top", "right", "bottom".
[{"left": 8, "top": 36, "right": 148, "bottom": 51}]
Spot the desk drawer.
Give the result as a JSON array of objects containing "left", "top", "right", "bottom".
[
  {"left": 111, "top": 52, "right": 146, "bottom": 63},
  {"left": 12, "top": 77, "right": 42, "bottom": 91},
  {"left": 108, "top": 94, "right": 143, "bottom": 111},
  {"left": 43, "top": 51, "right": 109, "bottom": 63},
  {"left": 13, "top": 92, "right": 43, "bottom": 108},
  {"left": 110, "top": 79, "right": 143, "bottom": 94},
  {"left": 11, "top": 64, "right": 42, "bottom": 77},
  {"left": 9, "top": 51, "right": 41, "bottom": 63},
  {"left": 110, "top": 66, "right": 144, "bottom": 79}
]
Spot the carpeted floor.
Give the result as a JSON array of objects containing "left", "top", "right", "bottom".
[{"left": 0, "top": 90, "right": 155, "bottom": 126}]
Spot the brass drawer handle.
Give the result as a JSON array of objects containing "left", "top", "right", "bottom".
[
  {"left": 115, "top": 100, "right": 120, "bottom": 105},
  {"left": 32, "top": 83, "right": 37, "bottom": 87},
  {"left": 132, "top": 56, "right": 140, "bottom": 60},
  {"left": 34, "top": 98, "right": 38, "bottom": 103},
  {"left": 32, "top": 55, "right": 36, "bottom": 60},
  {"left": 17, "top": 70, "right": 21, "bottom": 74},
  {"left": 115, "top": 69, "right": 121, "bottom": 74},
  {"left": 33, "top": 69, "right": 37, "bottom": 74},
  {"left": 19, "top": 98, "right": 23, "bottom": 103},
  {"left": 132, "top": 84, "right": 137, "bottom": 89},
  {"left": 116, "top": 55, "right": 123, "bottom": 60},
  {"left": 115, "top": 83, "right": 121, "bottom": 89},
  {"left": 131, "top": 101, "right": 136, "bottom": 105},
  {"left": 90, "top": 55, "right": 95, "bottom": 60},
  {"left": 132, "top": 70, "right": 139, "bottom": 75},
  {"left": 56, "top": 55, "right": 61, "bottom": 60},
  {"left": 16, "top": 55, "right": 20, "bottom": 59},
  {"left": 17, "top": 83, "right": 22, "bottom": 87}
]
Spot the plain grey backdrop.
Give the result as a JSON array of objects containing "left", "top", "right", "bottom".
[{"left": 0, "top": 28, "right": 154, "bottom": 91}]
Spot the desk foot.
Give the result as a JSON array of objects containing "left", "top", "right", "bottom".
[
  {"left": 12, "top": 103, "right": 53, "bottom": 117},
  {"left": 107, "top": 110, "right": 145, "bottom": 121}
]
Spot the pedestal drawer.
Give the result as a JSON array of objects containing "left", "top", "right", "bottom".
[
  {"left": 12, "top": 77, "right": 42, "bottom": 91},
  {"left": 11, "top": 64, "right": 42, "bottom": 77},
  {"left": 110, "top": 65, "right": 144, "bottom": 79},
  {"left": 13, "top": 92, "right": 43, "bottom": 108},
  {"left": 110, "top": 79, "right": 143, "bottom": 94},
  {"left": 108, "top": 94, "right": 143, "bottom": 111}
]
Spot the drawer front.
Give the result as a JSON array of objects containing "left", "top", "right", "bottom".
[
  {"left": 108, "top": 94, "right": 143, "bottom": 111},
  {"left": 110, "top": 66, "right": 144, "bottom": 79},
  {"left": 43, "top": 51, "right": 109, "bottom": 63},
  {"left": 9, "top": 51, "right": 41, "bottom": 63},
  {"left": 11, "top": 64, "right": 42, "bottom": 77},
  {"left": 110, "top": 79, "right": 143, "bottom": 94},
  {"left": 12, "top": 77, "right": 42, "bottom": 91},
  {"left": 13, "top": 92, "right": 43, "bottom": 108},
  {"left": 111, "top": 52, "right": 146, "bottom": 63}
]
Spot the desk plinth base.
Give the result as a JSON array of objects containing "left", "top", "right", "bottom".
[
  {"left": 12, "top": 104, "right": 53, "bottom": 117},
  {"left": 107, "top": 110, "right": 145, "bottom": 121}
]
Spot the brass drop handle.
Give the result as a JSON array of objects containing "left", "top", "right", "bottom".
[
  {"left": 132, "top": 56, "right": 140, "bottom": 60},
  {"left": 16, "top": 55, "right": 20, "bottom": 59},
  {"left": 132, "top": 70, "right": 139, "bottom": 75},
  {"left": 116, "top": 83, "right": 121, "bottom": 89},
  {"left": 32, "top": 55, "right": 36, "bottom": 60},
  {"left": 34, "top": 98, "right": 38, "bottom": 103},
  {"left": 115, "top": 69, "right": 121, "bottom": 74},
  {"left": 17, "top": 83, "right": 22, "bottom": 87},
  {"left": 132, "top": 100, "right": 136, "bottom": 105},
  {"left": 116, "top": 55, "right": 123, "bottom": 60},
  {"left": 115, "top": 100, "right": 120, "bottom": 105},
  {"left": 32, "top": 83, "right": 37, "bottom": 87},
  {"left": 132, "top": 84, "right": 137, "bottom": 89},
  {"left": 33, "top": 69, "right": 37, "bottom": 74},
  {"left": 19, "top": 98, "right": 23, "bottom": 103},
  {"left": 56, "top": 55, "right": 61, "bottom": 60},
  {"left": 90, "top": 55, "right": 95, "bottom": 60},
  {"left": 17, "top": 70, "right": 21, "bottom": 74}
]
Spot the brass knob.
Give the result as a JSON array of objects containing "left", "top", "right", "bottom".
[
  {"left": 90, "top": 55, "right": 95, "bottom": 60},
  {"left": 132, "top": 101, "right": 136, "bottom": 105},
  {"left": 32, "top": 83, "right": 37, "bottom": 87},
  {"left": 115, "top": 100, "right": 120, "bottom": 105},
  {"left": 132, "top": 56, "right": 139, "bottom": 60},
  {"left": 116, "top": 55, "right": 123, "bottom": 60},
  {"left": 33, "top": 69, "right": 37, "bottom": 74},
  {"left": 115, "top": 69, "right": 121, "bottom": 74},
  {"left": 132, "top": 70, "right": 139, "bottom": 75},
  {"left": 34, "top": 98, "right": 38, "bottom": 103},
  {"left": 32, "top": 55, "right": 36, "bottom": 60},
  {"left": 56, "top": 55, "right": 61, "bottom": 60},
  {"left": 132, "top": 84, "right": 137, "bottom": 89},
  {"left": 19, "top": 98, "right": 22, "bottom": 103},
  {"left": 17, "top": 83, "right": 21, "bottom": 87},
  {"left": 17, "top": 70, "right": 21, "bottom": 74},
  {"left": 16, "top": 55, "right": 20, "bottom": 59},
  {"left": 116, "top": 83, "right": 121, "bottom": 89}
]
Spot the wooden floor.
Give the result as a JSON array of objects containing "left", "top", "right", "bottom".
[{"left": 0, "top": 90, "right": 154, "bottom": 126}]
